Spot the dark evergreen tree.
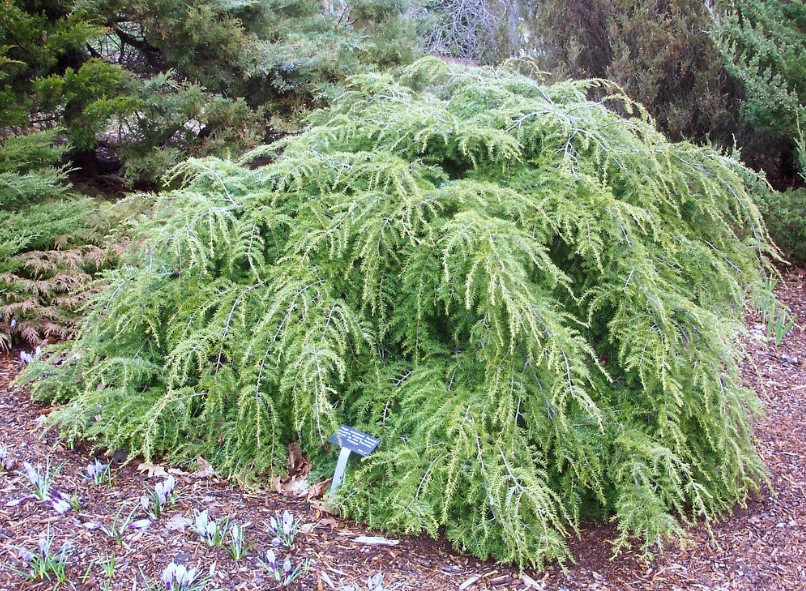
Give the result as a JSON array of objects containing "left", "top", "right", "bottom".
[
  {"left": 1, "top": 0, "right": 421, "bottom": 184},
  {"left": 712, "top": 0, "right": 806, "bottom": 263}
]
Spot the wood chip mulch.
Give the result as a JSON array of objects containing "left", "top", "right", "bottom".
[{"left": 0, "top": 269, "right": 804, "bottom": 591}]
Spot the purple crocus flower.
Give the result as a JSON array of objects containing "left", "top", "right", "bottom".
[
  {"left": 22, "top": 462, "right": 43, "bottom": 489},
  {"left": 191, "top": 509, "right": 217, "bottom": 542},
  {"left": 48, "top": 490, "right": 77, "bottom": 514},
  {"left": 155, "top": 475, "right": 176, "bottom": 505},
  {"left": 267, "top": 510, "right": 299, "bottom": 547},
  {"left": 282, "top": 511, "right": 293, "bottom": 535},
  {"left": 265, "top": 549, "right": 277, "bottom": 570},
  {"left": 162, "top": 563, "right": 177, "bottom": 589},
  {"left": 161, "top": 562, "right": 198, "bottom": 591},
  {"left": 5, "top": 495, "right": 31, "bottom": 507}
]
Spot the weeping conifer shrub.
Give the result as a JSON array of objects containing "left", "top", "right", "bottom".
[{"left": 22, "top": 58, "right": 778, "bottom": 567}]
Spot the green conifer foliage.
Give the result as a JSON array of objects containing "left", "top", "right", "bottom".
[
  {"left": 23, "top": 58, "right": 776, "bottom": 567},
  {"left": 712, "top": 0, "right": 805, "bottom": 152},
  {"left": 0, "top": 130, "right": 118, "bottom": 349},
  {"left": 712, "top": 0, "right": 806, "bottom": 263}
]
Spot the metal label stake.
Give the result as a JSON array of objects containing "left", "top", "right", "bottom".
[
  {"left": 330, "top": 446, "right": 352, "bottom": 495},
  {"left": 328, "top": 425, "right": 380, "bottom": 498}
]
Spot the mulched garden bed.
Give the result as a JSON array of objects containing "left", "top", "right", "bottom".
[{"left": 1, "top": 269, "right": 804, "bottom": 591}]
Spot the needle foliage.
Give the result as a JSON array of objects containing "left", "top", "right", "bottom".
[
  {"left": 712, "top": 0, "right": 806, "bottom": 263},
  {"left": 0, "top": 129, "right": 120, "bottom": 349},
  {"left": 22, "top": 58, "right": 777, "bottom": 567}
]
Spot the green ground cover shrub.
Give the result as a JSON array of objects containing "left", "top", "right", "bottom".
[
  {"left": 0, "top": 0, "right": 421, "bottom": 345},
  {"left": 22, "top": 58, "right": 778, "bottom": 567}
]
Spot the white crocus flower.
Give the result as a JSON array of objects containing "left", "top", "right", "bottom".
[
  {"left": 162, "top": 562, "right": 177, "bottom": 587},
  {"left": 51, "top": 497, "right": 71, "bottom": 514},
  {"left": 282, "top": 510, "right": 293, "bottom": 535}
]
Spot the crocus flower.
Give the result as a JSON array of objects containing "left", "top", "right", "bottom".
[
  {"left": 0, "top": 445, "right": 13, "bottom": 471},
  {"left": 179, "top": 566, "right": 198, "bottom": 588},
  {"left": 190, "top": 508, "right": 226, "bottom": 545},
  {"left": 38, "top": 535, "right": 50, "bottom": 556},
  {"left": 265, "top": 549, "right": 277, "bottom": 570},
  {"left": 261, "top": 549, "right": 288, "bottom": 582},
  {"left": 269, "top": 516, "right": 281, "bottom": 545},
  {"left": 283, "top": 556, "right": 292, "bottom": 578},
  {"left": 130, "top": 518, "right": 152, "bottom": 531},
  {"left": 230, "top": 523, "right": 244, "bottom": 541},
  {"left": 5, "top": 495, "right": 31, "bottom": 507},
  {"left": 162, "top": 562, "right": 177, "bottom": 588},
  {"left": 22, "top": 462, "right": 43, "bottom": 488},
  {"left": 85, "top": 459, "right": 108, "bottom": 482},
  {"left": 268, "top": 509, "right": 299, "bottom": 547},
  {"left": 51, "top": 497, "right": 71, "bottom": 515},
  {"left": 155, "top": 475, "right": 176, "bottom": 505},
  {"left": 49, "top": 490, "right": 77, "bottom": 514},
  {"left": 162, "top": 562, "right": 198, "bottom": 591},
  {"left": 282, "top": 511, "right": 294, "bottom": 536},
  {"left": 192, "top": 509, "right": 210, "bottom": 533}
]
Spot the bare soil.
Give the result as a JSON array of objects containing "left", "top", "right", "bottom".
[{"left": 0, "top": 270, "right": 804, "bottom": 591}]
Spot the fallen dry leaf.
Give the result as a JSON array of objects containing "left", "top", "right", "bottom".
[
  {"left": 137, "top": 462, "right": 167, "bottom": 478},
  {"left": 192, "top": 456, "right": 217, "bottom": 478},
  {"left": 309, "top": 499, "right": 335, "bottom": 514},
  {"left": 307, "top": 478, "right": 331, "bottom": 499},
  {"left": 165, "top": 514, "right": 189, "bottom": 531},
  {"left": 320, "top": 517, "right": 339, "bottom": 529},
  {"left": 287, "top": 441, "right": 311, "bottom": 478},
  {"left": 272, "top": 442, "right": 314, "bottom": 497}
]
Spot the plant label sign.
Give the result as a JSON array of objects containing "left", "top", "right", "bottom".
[
  {"left": 329, "top": 425, "right": 380, "bottom": 456},
  {"left": 328, "top": 425, "right": 380, "bottom": 497}
]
